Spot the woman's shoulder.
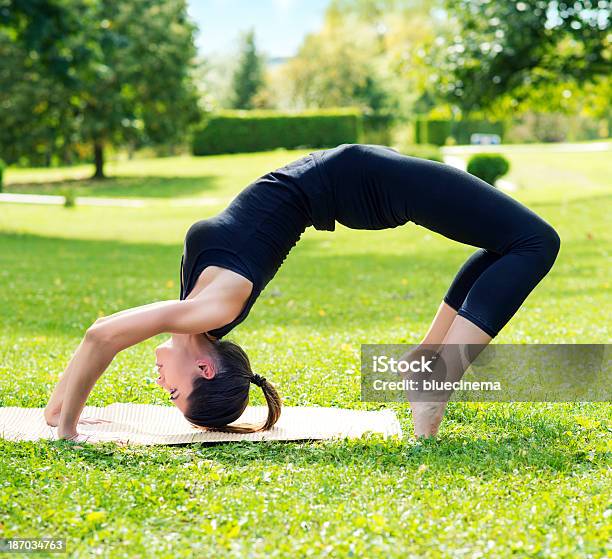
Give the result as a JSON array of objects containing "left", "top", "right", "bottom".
[
  {"left": 193, "top": 266, "right": 260, "bottom": 340},
  {"left": 185, "top": 216, "right": 217, "bottom": 241}
]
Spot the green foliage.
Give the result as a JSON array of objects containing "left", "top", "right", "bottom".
[
  {"left": 59, "top": 187, "right": 77, "bottom": 208},
  {"left": 414, "top": 118, "right": 452, "bottom": 146},
  {"left": 395, "top": 143, "right": 444, "bottom": 162},
  {"left": 467, "top": 153, "right": 510, "bottom": 186},
  {"left": 414, "top": 117, "right": 451, "bottom": 146},
  {"left": 435, "top": 0, "right": 612, "bottom": 115},
  {"left": 192, "top": 109, "right": 362, "bottom": 155},
  {"left": 0, "top": 27, "right": 73, "bottom": 167},
  {"left": 279, "top": 8, "right": 398, "bottom": 113},
  {"left": 362, "top": 112, "right": 395, "bottom": 145},
  {"left": 0, "top": 158, "right": 4, "bottom": 192},
  {"left": 230, "top": 29, "right": 265, "bottom": 110},
  {"left": 414, "top": 116, "right": 424, "bottom": 144},
  {"left": 0, "top": 0, "right": 200, "bottom": 176},
  {"left": 426, "top": 119, "right": 453, "bottom": 146},
  {"left": 0, "top": 0, "right": 82, "bottom": 80}
]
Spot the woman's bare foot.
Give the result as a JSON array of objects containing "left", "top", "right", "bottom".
[
  {"left": 398, "top": 344, "right": 448, "bottom": 438},
  {"left": 408, "top": 400, "right": 447, "bottom": 438}
]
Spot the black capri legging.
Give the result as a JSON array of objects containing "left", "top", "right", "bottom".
[{"left": 318, "top": 144, "right": 561, "bottom": 338}]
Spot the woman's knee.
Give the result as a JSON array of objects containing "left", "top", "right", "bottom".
[{"left": 538, "top": 222, "right": 561, "bottom": 270}]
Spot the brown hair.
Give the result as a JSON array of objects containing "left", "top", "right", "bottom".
[{"left": 183, "top": 338, "right": 281, "bottom": 433}]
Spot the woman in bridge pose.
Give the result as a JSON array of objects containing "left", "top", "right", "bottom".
[{"left": 45, "top": 144, "right": 560, "bottom": 441}]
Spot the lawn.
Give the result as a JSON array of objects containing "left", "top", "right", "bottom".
[
  {"left": 0, "top": 144, "right": 610, "bottom": 557},
  {"left": 2, "top": 150, "right": 313, "bottom": 201}
]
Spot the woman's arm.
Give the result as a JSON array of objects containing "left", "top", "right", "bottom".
[
  {"left": 89, "top": 296, "right": 237, "bottom": 352},
  {"left": 49, "top": 296, "right": 238, "bottom": 440},
  {"left": 44, "top": 303, "right": 175, "bottom": 425},
  {"left": 56, "top": 330, "right": 117, "bottom": 439},
  {"left": 44, "top": 336, "right": 93, "bottom": 426},
  {"left": 95, "top": 300, "right": 178, "bottom": 324}
]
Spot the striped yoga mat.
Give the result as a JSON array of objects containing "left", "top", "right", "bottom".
[{"left": 0, "top": 403, "right": 402, "bottom": 446}]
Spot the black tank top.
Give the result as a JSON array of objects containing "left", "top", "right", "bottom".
[{"left": 179, "top": 148, "right": 336, "bottom": 339}]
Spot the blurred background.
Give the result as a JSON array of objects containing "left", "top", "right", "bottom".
[{"left": 0, "top": 0, "right": 609, "bottom": 181}]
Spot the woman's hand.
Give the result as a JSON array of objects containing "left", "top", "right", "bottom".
[
  {"left": 44, "top": 333, "right": 101, "bottom": 428},
  {"left": 57, "top": 428, "right": 129, "bottom": 446},
  {"left": 77, "top": 416, "right": 112, "bottom": 426},
  {"left": 56, "top": 333, "right": 119, "bottom": 436},
  {"left": 44, "top": 408, "right": 61, "bottom": 427},
  {"left": 45, "top": 408, "right": 112, "bottom": 428}
]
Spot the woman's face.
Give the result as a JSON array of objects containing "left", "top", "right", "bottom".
[{"left": 154, "top": 335, "right": 216, "bottom": 413}]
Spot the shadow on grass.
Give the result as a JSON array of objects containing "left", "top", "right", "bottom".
[{"left": 5, "top": 175, "right": 220, "bottom": 199}]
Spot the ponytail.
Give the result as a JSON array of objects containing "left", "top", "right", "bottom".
[
  {"left": 183, "top": 338, "right": 283, "bottom": 434},
  {"left": 205, "top": 373, "right": 282, "bottom": 434}
]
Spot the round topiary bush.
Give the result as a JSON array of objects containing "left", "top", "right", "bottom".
[{"left": 466, "top": 153, "right": 510, "bottom": 186}]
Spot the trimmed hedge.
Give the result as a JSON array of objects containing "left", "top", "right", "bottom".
[
  {"left": 192, "top": 109, "right": 363, "bottom": 155},
  {"left": 362, "top": 112, "right": 395, "bottom": 146},
  {"left": 414, "top": 116, "right": 426, "bottom": 144},
  {"left": 466, "top": 153, "right": 510, "bottom": 186},
  {"left": 453, "top": 119, "right": 505, "bottom": 145},
  {"left": 414, "top": 117, "right": 452, "bottom": 146},
  {"left": 428, "top": 119, "right": 453, "bottom": 146},
  {"left": 414, "top": 116, "right": 505, "bottom": 146}
]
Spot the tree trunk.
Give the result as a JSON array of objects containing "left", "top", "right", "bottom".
[
  {"left": 93, "top": 140, "right": 105, "bottom": 179},
  {"left": 61, "top": 144, "right": 72, "bottom": 166}
]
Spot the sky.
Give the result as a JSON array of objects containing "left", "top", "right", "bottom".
[{"left": 187, "top": 0, "right": 331, "bottom": 59}]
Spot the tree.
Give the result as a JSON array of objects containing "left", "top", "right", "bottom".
[
  {"left": 431, "top": 0, "right": 611, "bottom": 116},
  {"left": 230, "top": 29, "right": 265, "bottom": 110},
  {"left": 0, "top": 30, "right": 72, "bottom": 166},
  {"left": 277, "top": 0, "right": 447, "bottom": 115},
  {"left": 280, "top": 8, "right": 392, "bottom": 110},
  {"left": 0, "top": 0, "right": 201, "bottom": 178}
]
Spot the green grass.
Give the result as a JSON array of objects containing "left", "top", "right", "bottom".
[
  {"left": 3, "top": 149, "right": 313, "bottom": 200},
  {"left": 0, "top": 145, "right": 610, "bottom": 557},
  {"left": 454, "top": 141, "right": 612, "bottom": 203}
]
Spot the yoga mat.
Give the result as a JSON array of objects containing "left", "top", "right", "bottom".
[{"left": 0, "top": 403, "right": 402, "bottom": 446}]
